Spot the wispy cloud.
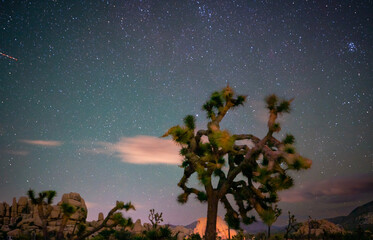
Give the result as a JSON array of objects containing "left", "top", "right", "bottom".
[
  {"left": 2, "top": 150, "right": 30, "bottom": 156},
  {"left": 84, "top": 135, "right": 182, "bottom": 165},
  {"left": 85, "top": 201, "right": 100, "bottom": 209},
  {"left": 20, "top": 139, "right": 63, "bottom": 147},
  {"left": 280, "top": 174, "right": 373, "bottom": 203}
]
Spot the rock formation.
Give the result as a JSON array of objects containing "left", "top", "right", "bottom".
[
  {"left": 295, "top": 219, "right": 345, "bottom": 237},
  {"left": 0, "top": 192, "right": 203, "bottom": 239},
  {"left": 0, "top": 192, "right": 87, "bottom": 238},
  {"left": 172, "top": 225, "right": 193, "bottom": 240},
  {"left": 193, "top": 216, "right": 237, "bottom": 239}
]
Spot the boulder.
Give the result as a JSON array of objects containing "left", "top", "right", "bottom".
[
  {"left": 98, "top": 212, "right": 104, "bottom": 221},
  {"left": 143, "top": 223, "right": 152, "bottom": 231},
  {"left": 7, "top": 229, "right": 21, "bottom": 238},
  {"left": 18, "top": 197, "right": 28, "bottom": 206},
  {"left": 16, "top": 217, "right": 35, "bottom": 227},
  {"left": 0, "top": 224, "right": 10, "bottom": 232},
  {"left": 11, "top": 197, "right": 18, "bottom": 222},
  {"left": 3, "top": 216, "right": 10, "bottom": 225},
  {"left": 50, "top": 205, "right": 61, "bottom": 219},
  {"left": 17, "top": 197, "right": 30, "bottom": 215},
  {"left": 60, "top": 193, "right": 87, "bottom": 208},
  {"left": 132, "top": 219, "right": 144, "bottom": 233},
  {"left": 295, "top": 219, "right": 345, "bottom": 236},
  {"left": 57, "top": 193, "right": 87, "bottom": 223},
  {"left": 0, "top": 203, "right": 6, "bottom": 216},
  {"left": 107, "top": 219, "right": 115, "bottom": 226},
  {"left": 89, "top": 220, "right": 100, "bottom": 228},
  {"left": 5, "top": 204, "right": 10, "bottom": 217},
  {"left": 172, "top": 225, "right": 193, "bottom": 240}
]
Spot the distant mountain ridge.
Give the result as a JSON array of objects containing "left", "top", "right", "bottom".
[{"left": 327, "top": 200, "right": 373, "bottom": 230}]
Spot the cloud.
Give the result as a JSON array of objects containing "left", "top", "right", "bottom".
[
  {"left": 85, "top": 201, "right": 100, "bottom": 209},
  {"left": 86, "top": 135, "right": 182, "bottom": 165},
  {"left": 2, "top": 150, "right": 29, "bottom": 156},
  {"left": 20, "top": 139, "right": 63, "bottom": 147},
  {"left": 280, "top": 174, "right": 373, "bottom": 203}
]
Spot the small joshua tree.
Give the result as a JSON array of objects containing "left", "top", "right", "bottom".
[
  {"left": 148, "top": 209, "right": 163, "bottom": 229},
  {"left": 260, "top": 204, "right": 281, "bottom": 239},
  {"left": 163, "top": 86, "right": 312, "bottom": 240},
  {"left": 284, "top": 211, "right": 299, "bottom": 239},
  {"left": 27, "top": 189, "right": 57, "bottom": 240}
]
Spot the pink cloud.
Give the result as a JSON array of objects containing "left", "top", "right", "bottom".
[
  {"left": 88, "top": 136, "right": 182, "bottom": 165},
  {"left": 280, "top": 174, "right": 373, "bottom": 203},
  {"left": 20, "top": 139, "right": 63, "bottom": 147},
  {"left": 280, "top": 190, "right": 308, "bottom": 203}
]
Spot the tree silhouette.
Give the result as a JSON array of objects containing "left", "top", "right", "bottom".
[
  {"left": 57, "top": 203, "right": 76, "bottom": 240},
  {"left": 74, "top": 201, "right": 135, "bottom": 240},
  {"left": 69, "top": 207, "right": 86, "bottom": 240},
  {"left": 148, "top": 209, "right": 163, "bottom": 229},
  {"left": 284, "top": 211, "right": 299, "bottom": 239},
  {"left": 163, "top": 86, "right": 312, "bottom": 240},
  {"left": 260, "top": 204, "right": 281, "bottom": 239},
  {"left": 27, "top": 189, "right": 57, "bottom": 240}
]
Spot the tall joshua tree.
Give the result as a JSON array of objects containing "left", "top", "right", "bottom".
[
  {"left": 27, "top": 189, "right": 57, "bottom": 240},
  {"left": 163, "top": 86, "right": 312, "bottom": 240}
]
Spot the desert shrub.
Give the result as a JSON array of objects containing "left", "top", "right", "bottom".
[
  {"left": 255, "top": 232, "right": 267, "bottom": 240},
  {"left": 187, "top": 233, "right": 202, "bottom": 240},
  {"left": 114, "top": 230, "right": 133, "bottom": 240}
]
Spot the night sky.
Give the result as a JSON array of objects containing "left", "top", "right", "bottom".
[{"left": 1, "top": 0, "right": 372, "bottom": 226}]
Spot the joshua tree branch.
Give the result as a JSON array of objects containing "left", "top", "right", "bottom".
[{"left": 75, "top": 201, "right": 133, "bottom": 240}]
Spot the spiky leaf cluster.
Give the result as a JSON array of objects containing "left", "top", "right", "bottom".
[
  {"left": 61, "top": 203, "right": 76, "bottom": 217},
  {"left": 27, "top": 189, "right": 57, "bottom": 205},
  {"left": 163, "top": 86, "right": 312, "bottom": 230}
]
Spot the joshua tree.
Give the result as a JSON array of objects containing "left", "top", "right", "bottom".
[
  {"left": 57, "top": 203, "right": 76, "bottom": 240},
  {"left": 69, "top": 207, "right": 86, "bottom": 239},
  {"left": 74, "top": 201, "right": 135, "bottom": 240},
  {"left": 260, "top": 204, "right": 281, "bottom": 239},
  {"left": 27, "top": 189, "right": 57, "bottom": 240},
  {"left": 163, "top": 86, "right": 312, "bottom": 240},
  {"left": 148, "top": 209, "right": 163, "bottom": 229},
  {"left": 284, "top": 211, "right": 299, "bottom": 239}
]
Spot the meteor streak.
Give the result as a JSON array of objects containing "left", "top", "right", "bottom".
[{"left": 0, "top": 52, "right": 18, "bottom": 61}]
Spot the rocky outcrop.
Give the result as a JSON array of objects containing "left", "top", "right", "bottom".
[
  {"left": 193, "top": 216, "right": 237, "bottom": 239},
  {"left": 132, "top": 219, "right": 145, "bottom": 233},
  {"left": 98, "top": 212, "right": 104, "bottom": 221},
  {"left": 172, "top": 225, "right": 193, "bottom": 240},
  {"left": 0, "top": 192, "right": 87, "bottom": 238},
  {"left": 0, "top": 192, "right": 201, "bottom": 239},
  {"left": 295, "top": 219, "right": 345, "bottom": 236}
]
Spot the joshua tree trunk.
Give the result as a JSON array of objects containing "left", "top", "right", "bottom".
[
  {"left": 38, "top": 205, "right": 48, "bottom": 240},
  {"left": 57, "top": 216, "right": 68, "bottom": 240},
  {"left": 267, "top": 225, "right": 271, "bottom": 240},
  {"left": 42, "top": 221, "right": 48, "bottom": 240},
  {"left": 205, "top": 191, "right": 218, "bottom": 240}
]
